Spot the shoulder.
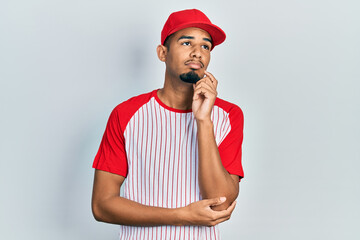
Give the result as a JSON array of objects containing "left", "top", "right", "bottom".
[
  {"left": 110, "top": 90, "right": 156, "bottom": 131},
  {"left": 214, "top": 97, "right": 244, "bottom": 120},
  {"left": 114, "top": 90, "right": 155, "bottom": 113}
]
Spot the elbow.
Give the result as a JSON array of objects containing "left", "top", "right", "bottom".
[
  {"left": 91, "top": 200, "right": 105, "bottom": 222},
  {"left": 211, "top": 187, "right": 239, "bottom": 211},
  {"left": 211, "top": 196, "right": 238, "bottom": 211}
]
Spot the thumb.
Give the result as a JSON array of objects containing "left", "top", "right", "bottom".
[{"left": 207, "top": 197, "right": 226, "bottom": 207}]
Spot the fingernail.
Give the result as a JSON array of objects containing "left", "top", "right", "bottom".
[{"left": 220, "top": 197, "right": 226, "bottom": 202}]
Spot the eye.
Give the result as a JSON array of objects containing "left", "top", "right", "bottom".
[
  {"left": 182, "top": 42, "right": 191, "bottom": 46},
  {"left": 202, "top": 45, "right": 210, "bottom": 50}
]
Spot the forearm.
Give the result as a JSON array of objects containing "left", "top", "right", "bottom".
[
  {"left": 92, "top": 169, "right": 236, "bottom": 227},
  {"left": 196, "top": 120, "right": 239, "bottom": 209},
  {"left": 92, "top": 195, "right": 184, "bottom": 226}
]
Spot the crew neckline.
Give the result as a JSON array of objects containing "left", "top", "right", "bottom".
[{"left": 152, "top": 89, "right": 193, "bottom": 113}]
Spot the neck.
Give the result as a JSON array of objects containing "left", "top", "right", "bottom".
[{"left": 157, "top": 70, "right": 194, "bottom": 110}]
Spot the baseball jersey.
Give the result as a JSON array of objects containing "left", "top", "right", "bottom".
[{"left": 93, "top": 89, "right": 244, "bottom": 240}]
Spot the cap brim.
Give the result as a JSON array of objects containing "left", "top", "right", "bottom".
[{"left": 165, "top": 22, "right": 226, "bottom": 50}]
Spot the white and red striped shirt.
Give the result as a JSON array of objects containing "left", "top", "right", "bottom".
[{"left": 93, "top": 89, "right": 244, "bottom": 240}]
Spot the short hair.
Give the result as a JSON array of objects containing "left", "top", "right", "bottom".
[{"left": 163, "top": 33, "right": 174, "bottom": 51}]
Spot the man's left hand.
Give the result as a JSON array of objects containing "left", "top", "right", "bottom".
[{"left": 192, "top": 70, "right": 218, "bottom": 122}]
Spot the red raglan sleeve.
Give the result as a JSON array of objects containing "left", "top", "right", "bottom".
[
  {"left": 218, "top": 105, "right": 244, "bottom": 180},
  {"left": 92, "top": 106, "right": 128, "bottom": 177}
]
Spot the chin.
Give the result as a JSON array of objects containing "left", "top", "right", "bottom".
[{"left": 179, "top": 70, "right": 201, "bottom": 84}]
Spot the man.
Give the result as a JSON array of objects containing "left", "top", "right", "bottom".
[{"left": 92, "top": 9, "right": 244, "bottom": 239}]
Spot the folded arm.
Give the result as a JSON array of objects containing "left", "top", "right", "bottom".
[
  {"left": 91, "top": 169, "right": 236, "bottom": 226},
  {"left": 192, "top": 71, "right": 240, "bottom": 211}
]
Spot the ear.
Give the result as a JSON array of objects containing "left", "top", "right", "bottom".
[{"left": 156, "top": 44, "right": 167, "bottom": 62}]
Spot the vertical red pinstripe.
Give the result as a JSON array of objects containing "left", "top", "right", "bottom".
[
  {"left": 176, "top": 114, "right": 182, "bottom": 240},
  {"left": 152, "top": 100, "right": 159, "bottom": 240},
  {"left": 166, "top": 109, "right": 171, "bottom": 208},
  {"left": 126, "top": 127, "right": 131, "bottom": 201},
  {"left": 140, "top": 107, "right": 145, "bottom": 205},
  {"left": 137, "top": 108, "right": 143, "bottom": 240},
  {"left": 130, "top": 119, "right": 135, "bottom": 202},
  {"left": 149, "top": 101, "right": 155, "bottom": 205},
  {"left": 145, "top": 103, "right": 151, "bottom": 206},
  {"left": 171, "top": 112, "right": 176, "bottom": 209},
  {"left": 128, "top": 109, "right": 137, "bottom": 240},
  {"left": 162, "top": 107, "right": 168, "bottom": 239},
  {"left": 176, "top": 113, "right": 181, "bottom": 208},
  {"left": 215, "top": 107, "right": 220, "bottom": 141},
  {"left": 192, "top": 119, "right": 196, "bottom": 239},
  {"left": 135, "top": 113, "right": 139, "bottom": 203},
  {"left": 169, "top": 112, "right": 176, "bottom": 238},
  {"left": 217, "top": 110, "right": 227, "bottom": 145},
  {"left": 219, "top": 120, "right": 231, "bottom": 144},
  {"left": 133, "top": 228, "right": 135, "bottom": 240},
  {"left": 124, "top": 127, "right": 129, "bottom": 201},
  {"left": 140, "top": 226, "right": 144, "bottom": 240},
  {"left": 222, "top": 111, "right": 227, "bottom": 131},
  {"left": 184, "top": 114, "right": 189, "bottom": 239},
  {"left": 135, "top": 112, "right": 140, "bottom": 203},
  {"left": 144, "top": 104, "right": 153, "bottom": 239},
  {"left": 156, "top": 103, "right": 163, "bottom": 239},
  {"left": 189, "top": 117, "right": 193, "bottom": 203},
  {"left": 195, "top": 125, "right": 198, "bottom": 202},
  {"left": 146, "top": 104, "right": 151, "bottom": 206},
  {"left": 119, "top": 225, "right": 122, "bottom": 239}
]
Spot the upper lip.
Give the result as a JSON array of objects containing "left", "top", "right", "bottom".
[{"left": 185, "top": 60, "right": 204, "bottom": 68}]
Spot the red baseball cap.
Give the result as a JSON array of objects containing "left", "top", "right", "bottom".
[{"left": 161, "top": 9, "right": 226, "bottom": 50}]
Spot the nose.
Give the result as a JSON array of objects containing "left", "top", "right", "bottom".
[{"left": 190, "top": 45, "right": 202, "bottom": 59}]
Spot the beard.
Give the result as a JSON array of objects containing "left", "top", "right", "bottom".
[{"left": 179, "top": 70, "right": 201, "bottom": 84}]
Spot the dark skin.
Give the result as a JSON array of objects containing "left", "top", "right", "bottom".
[{"left": 92, "top": 27, "right": 239, "bottom": 227}]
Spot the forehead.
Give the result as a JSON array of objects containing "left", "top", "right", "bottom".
[{"left": 173, "top": 27, "right": 212, "bottom": 40}]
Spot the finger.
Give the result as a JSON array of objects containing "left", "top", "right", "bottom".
[
  {"left": 203, "top": 70, "right": 215, "bottom": 83},
  {"left": 204, "top": 70, "right": 218, "bottom": 88},
  {"left": 203, "top": 197, "right": 226, "bottom": 207},
  {"left": 194, "top": 81, "right": 217, "bottom": 94},
  {"left": 195, "top": 77, "right": 216, "bottom": 91},
  {"left": 211, "top": 201, "right": 237, "bottom": 219},
  {"left": 226, "top": 200, "right": 237, "bottom": 214},
  {"left": 193, "top": 83, "right": 217, "bottom": 97},
  {"left": 210, "top": 214, "right": 232, "bottom": 226},
  {"left": 193, "top": 87, "right": 217, "bottom": 101}
]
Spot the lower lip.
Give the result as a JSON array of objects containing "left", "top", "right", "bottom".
[{"left": 187, "top": 63, "right": 201, "bottom": 69}]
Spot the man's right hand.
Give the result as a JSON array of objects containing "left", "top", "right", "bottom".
[{"left": 179, "top": 197, "right": 237, "bottom": 227}]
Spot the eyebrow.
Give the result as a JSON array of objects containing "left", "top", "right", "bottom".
[{"left": 177, "top": 35, "right": 213, "bottom": 45}]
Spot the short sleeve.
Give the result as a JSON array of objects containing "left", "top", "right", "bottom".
[
  {"left": 218, "top": 105, "right": 244, "bottom": 180},
  {"left": 92, "top": 107, "right": 128, "bottom": 177}
]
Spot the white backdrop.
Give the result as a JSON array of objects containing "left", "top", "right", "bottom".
[{"left": 0, "top": 0, "right": 359, "bottom": 239}]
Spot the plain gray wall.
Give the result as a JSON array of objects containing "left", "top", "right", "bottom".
[{"left": 0, "top": 0, "right": 359, "bottom": 239}]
